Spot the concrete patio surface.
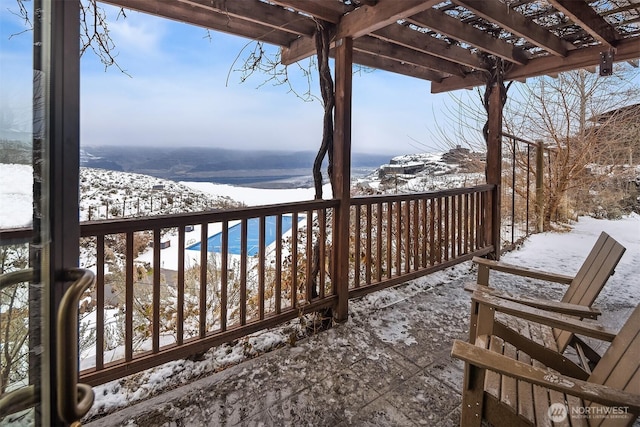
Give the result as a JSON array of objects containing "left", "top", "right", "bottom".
[{"left": 85, "top": 275, "right": 473, "bottom": 427}]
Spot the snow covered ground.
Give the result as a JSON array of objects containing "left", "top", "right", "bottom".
[
  {"left": 0, "top": 164, "right": 32, "bottom": 228},
  {"left": 0, "top": 164, "right": 242, "bottom": 228},
  {"left": 181, "top": 181, "right": 333, "bottom": 206}
]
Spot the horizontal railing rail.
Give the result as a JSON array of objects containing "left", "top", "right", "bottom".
[{"left": 0, "top": 185, "right": 495, "bottom": 388}]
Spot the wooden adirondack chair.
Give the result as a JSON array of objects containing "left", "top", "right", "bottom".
[
  {"left": 467, "top": 231, "right": 626, "bottom": 369},
  {"left": 452, "top": 290, "right": 640, "bottom": 427}
]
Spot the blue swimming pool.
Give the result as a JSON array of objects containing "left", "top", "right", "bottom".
[{"left": 187, "top": 215, "right": 301, "bottom": 256}]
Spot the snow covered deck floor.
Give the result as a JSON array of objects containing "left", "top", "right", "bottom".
[{"left": 85, "top": 277, "right": 472, "bottom": 426}]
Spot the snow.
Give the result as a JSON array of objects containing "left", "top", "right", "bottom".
[
  {"left": 0, "top": 164, "right": 32, "bottom": 228},
  {"left": 489, "top": 214, "right": 640, "bottom": 308},
  {"left": 0, "top": 164, "right": 240, "bottom": 228},
  {"left": 181, "top": 181, "right": 333, "bottom": 206}
]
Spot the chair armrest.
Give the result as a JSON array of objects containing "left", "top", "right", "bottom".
[
  {"left": 465, "top": 283, "right": 601, "bottom": 319},
  {"left": 472, "top": 289, "right": 617, "bottom": 342},
  {"left": 452, "top": 340, "right": 640, "bottom": 413},
  {"left": 472, "top": 256, "right": 574, "bottom": 285}
]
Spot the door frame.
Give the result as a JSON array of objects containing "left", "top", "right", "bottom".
[{"left": 33, "top": 1, "right": 81, "bottom": 425}]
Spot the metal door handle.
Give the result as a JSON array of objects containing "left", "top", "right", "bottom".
[
  {"left": 0, "top": 268, "right": 95, "bottom": 422},
  {"left": 57, "top": 268, "right": 95, "bottom": 423}
]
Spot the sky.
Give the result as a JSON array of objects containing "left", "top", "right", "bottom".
[{"left": 0, "top": 0, "right": 485, "bottom": 156}]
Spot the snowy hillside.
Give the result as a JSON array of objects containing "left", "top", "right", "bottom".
[
  {"left": 79, "top": 167, "right": 241, "bottom": 221},
  {"left": 355, "top": 147, "right": 486, "bottom": 194},
  {"left": 0, "top": 164, "right": 242, "bottom": 228},
  {"left": 1, "top": 147, "right": 487, "bottom": 230}
]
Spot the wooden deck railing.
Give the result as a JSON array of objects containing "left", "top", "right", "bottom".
[
  {"left": 0, "top": 185, "right": 494, "bottom": 388},
  {"left": 77, "top": 200, "right": 338, "bottom": 385},
  {"left": 348, "top": 185, "right": 494, "bottom": 298}
]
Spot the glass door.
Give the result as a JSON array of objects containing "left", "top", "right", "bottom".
[
  {"left": 0, "top": 1, "right": 42, "bottom": 424},
  {"left": 1, "top": 1, "right": 92, "bottom": 425}
]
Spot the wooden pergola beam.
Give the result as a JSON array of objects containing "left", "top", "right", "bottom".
[
  {"left": 431, "top": 36, "right": 640, "bottom": 93},
  {"left": 281, "top": 0, "right": 440, "bottom": 65},
  {"left": 371, "top": 24, "right": 489, "bottom": 71},
  {"left": 547, "top": 0, "right": 622, "bottom": 47},
  {"left": 268, "top": 0, "right": 348, "bottom": 24},
  {"left": 453, "top": 0, "right": 575, "bottom": 57},
  {"left": 351, "top": 50, "right": 445, "bottom": 82},
  {"left": 177, "top": 0, "right": 316, "bottom": 37},
  {"left": 101, "top": 0, "right": 297, "bottom": 46},
  {"left": 354, "top": 36, "right": 467, "bottom": 77},
  {"left": 407, "top": 9, "right": 530, "bottom": 66}
]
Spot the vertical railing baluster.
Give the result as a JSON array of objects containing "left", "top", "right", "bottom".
[
  {"left": 444, "top": 197, "right": 450, "bottom": 262},
  {"left": 291, "top": 213, "right": 298, "bottom": 308},
  {"left": 429, "top": 198, "right": 436, "bottom": 266},
  {"left": 462, "top": 193, "right": 473, "bottom": 254},
  {"left": 376, "top": 202, "right": 383, "bottom": 282},
  {"left": 412, "top": 200, "right": 420, "bottom": 270},
  {"left": 403, "top": 201, "right": 410, "bottom": 273},
  {"left": 153, "top": 229, "right": 160, "bottom": 352},
  {"left": 306, "top": 211, "right": 313, "bottom": 300},
  {"left": 319, "top": 209, "right": 326, "bottom": 299},
  {"left": 125, "top": 232, "right": 134, "bottom": 361},
  {"left": 240, "top": 218, "right": 248, "bottom": 326},
  {"left": 420, "top": 199, "right": 428, "bottom": 268},
  {"left": 220, "top": 220, "right": 228, "bottom": 331},
  {"left": 275, "top": 215, "right": 282, "bottom": 313},
  {"left": 396, "top": 201, "right": 402, "bottom": 275},
  {"left": 387, "top": 202, "right": 392, "bottom": 278},
  {"left": 450, "top": 196, "right": 455, "bottom": 259},
  {"left": 457, "top": 194, "right": 463, "bottom": 256},
  {"left": 354, "top": 205, "right": 361, "bottom": 288},
  {"left": 96, "top": 235, "right": 105, "bottom": 369},
  {"left": 259, "top": 216, "right": 266, "bottom": 319},
  {"left": 477, "top": 191, "right": 482, "bottom": 249},
  {"left": 432, "top": 197, "right": 442, "bottom": 264},
  {"left": 177, "top": 226, "right": 185, "bottom": 345},
  {"left": 199, "top": 223, "right": 208, "bottom": 337},
  {"left": 366, "top": 203, "right": 372, "bottom": 285},
  {"left": 469, "top": 193, "right": 475, "bottom": 251}
]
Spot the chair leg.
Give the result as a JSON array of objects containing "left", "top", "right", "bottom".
[{"left": 460, "top": 363, "right": 486, "bottom": 427}]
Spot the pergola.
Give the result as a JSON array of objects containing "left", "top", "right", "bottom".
[
  {"left": 102, "top": 0, "right": 640, "bottom": 91},
  {"left": 97, "top": 0, "right": 640, "bottom": 248},
  {"left": 7, "top": 1, "right": 640, "bottom": 425}
]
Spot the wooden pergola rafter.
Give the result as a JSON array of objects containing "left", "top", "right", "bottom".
[{"left": 101, "top": 0, "right": 640, "bottom": 92}]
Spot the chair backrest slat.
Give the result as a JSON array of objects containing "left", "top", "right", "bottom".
[
  {"left": 554, "top": 232, "right": 626, "bottom": 351},
  {"left": 588, "top": 305, "right": 640, "bottom": 427}
]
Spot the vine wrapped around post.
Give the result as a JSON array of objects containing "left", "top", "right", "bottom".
[
  {"left": 312, "top": 20, "right": 335, "bottom": 201},
  {"left": 481, "top": 57, "right": 511, "bottom": 146},
  {"left": 310, "top": 21, "right": 334, "bottom": 320}
]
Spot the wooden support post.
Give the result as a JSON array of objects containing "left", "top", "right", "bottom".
[
  {"left": 333, "top": 37, "right": 353, "bottom": 322},
  {"left": 535, "top": 140, "right": 544, "bottom": 233},
  {"left": 486, "top": 83, "right": 503, "bottom": 260}
]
